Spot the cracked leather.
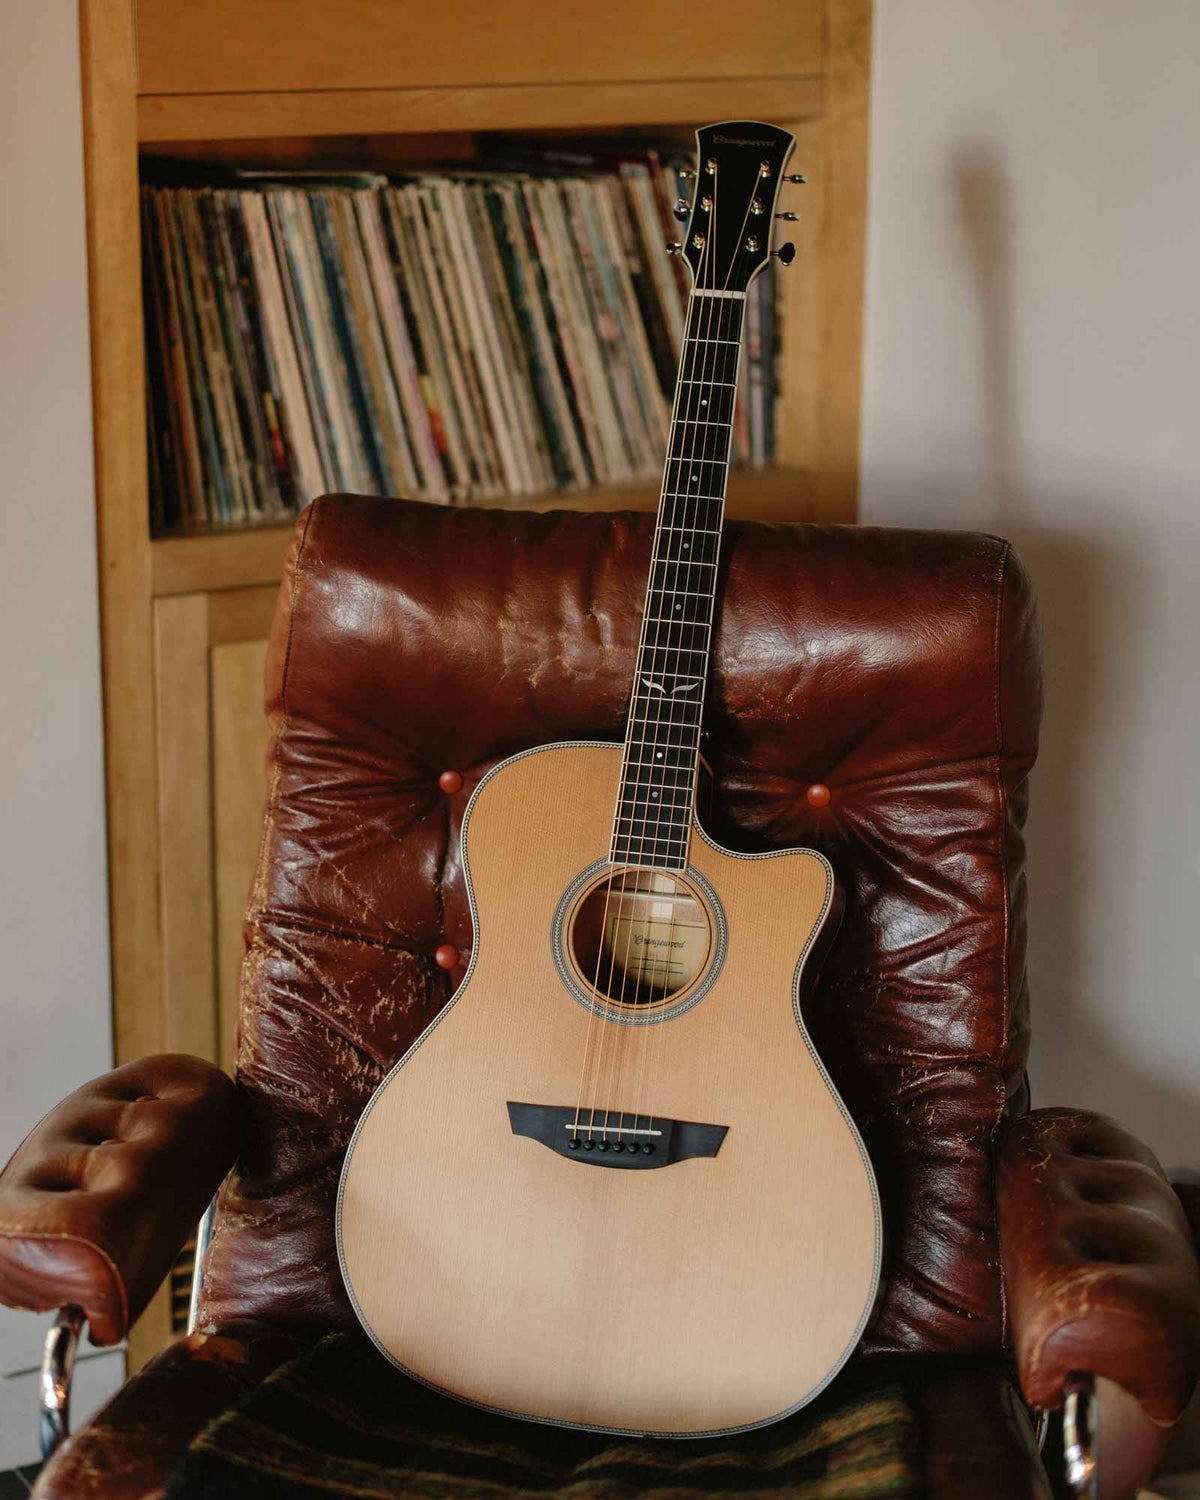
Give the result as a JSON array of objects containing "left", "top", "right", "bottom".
[
  {"left": 0, "top": 1054, "right": 237, "bottom": 1344},
  {"left": 998, "top": 1107, "right": 1200, "bottom": 1423},
  {"left": 201, "top": 494, "right": 1044, "bottom": 1355},
  {"left": 31, "top": 1320, "right": 297, "bottom": 1500},
  {"left": 8, "top": 496, "right": 1198, "bottom": 1500}
]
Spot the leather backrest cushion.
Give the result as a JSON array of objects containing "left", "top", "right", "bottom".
[{"left": 199, "top": 494, "right": 1042, "bottom": 1357}]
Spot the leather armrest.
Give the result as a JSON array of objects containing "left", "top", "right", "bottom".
[
  {"left": 0, "top": 1055, "right": 238, "bottom": 1345},
  {"left": 997, "top": 1107, "right": 1200, "bottom": 1425}
]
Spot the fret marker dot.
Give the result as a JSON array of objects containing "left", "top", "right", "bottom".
[
  {"left": 701, "top": 399, "right": 708, "bottom": 407},
  {"left": 675, "top": 604, "right": 682, "bottom": 611},
  {"left": 691, "top": 474, "right": 698, "bottom": 483},
  {"left": 656, "top": 752, "right": 663, "bottom": 759}
]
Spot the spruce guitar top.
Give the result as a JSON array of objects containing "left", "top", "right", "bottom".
[{"left": 337, "top": 122, "right": 882, "bottom": 1438}]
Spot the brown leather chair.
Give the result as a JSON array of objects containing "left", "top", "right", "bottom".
[{"left": 2, "top": 496, "right": 1197, "bottom": 1498}]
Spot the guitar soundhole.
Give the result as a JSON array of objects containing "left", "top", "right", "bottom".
[{"left": 568, "top": 869, "right": 712, "bottom": 1009}]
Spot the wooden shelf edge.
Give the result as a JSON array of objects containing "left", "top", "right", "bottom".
[
  {"left": 150, "top": 468, "right": 818, "bottom": 597},
  {"left": 137, "top": 75, "right": 822, "bottom": 144}
]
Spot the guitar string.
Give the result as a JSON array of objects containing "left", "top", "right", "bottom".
[
  {"left": 596, "top": 217, "right": 720, "bottom": 1150},
  {"left": 577, "top": 155, "right": 766, "bottom": 1149},
  {"left": 610, "top": 214, "right": 724, "bottom": 1151},
  {"left": 634, "top": 268, "right": 736, "bottom": 1151},
  {"left": 627, "top": 180, "right": 730, "bottom": 1149},
  {"left": 636, "top": 184, "right": 760, "bottom": 1150},
  {"left": 622, "top": 176, "right": 742, "bottom": 1149},
  {"left": 571, "top": 218, "right": 713, "bottom": 1146}
]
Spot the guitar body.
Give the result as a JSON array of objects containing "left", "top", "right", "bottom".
[{"left": 337, "top": 742, "right": 882, "bottom": 1437}]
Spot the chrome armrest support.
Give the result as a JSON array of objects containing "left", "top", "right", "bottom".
[
  {"left": 39, "top": 1305, "right": 84, "bottom": 1460},
  {"left": 187, "top": 1196, "right": 217, "bottom": 1335},
  {"left": 1034, "top": 1372, "right": 1098, "bottom": 1500},
  {"left": 1062, "top": 1373, "right": 1098, "bottom": 1499}
]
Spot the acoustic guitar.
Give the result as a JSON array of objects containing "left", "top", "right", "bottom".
[{"left": 338, "top": 121, "right": 882, "bottom": 1438}]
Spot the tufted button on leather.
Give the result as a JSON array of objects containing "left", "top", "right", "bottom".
[
  {"left": 806, "top": 783, "right": 832, "bottom": 808},
  {"left": 437, "top": 770, "right": 463, "bottom": 795},
  {"left": 434, "top": 944, "right": 459, "bottom": 970}
]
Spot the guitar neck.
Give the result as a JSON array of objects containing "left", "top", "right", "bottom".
[{"left": 611, "top": 291, "right": 746, "bottom": 870}]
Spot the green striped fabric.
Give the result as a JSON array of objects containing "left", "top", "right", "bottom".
[{"left": 167, "top": 1334, "right": 921, "bottom": 1499}]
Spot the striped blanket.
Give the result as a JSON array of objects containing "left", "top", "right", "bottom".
[{"left": 167, "top": 1334, "right": 921, "bottom": 1498}]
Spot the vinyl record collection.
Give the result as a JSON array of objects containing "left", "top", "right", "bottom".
[{"left": 141, "top": 147, "right": 779, "bottom": 533}]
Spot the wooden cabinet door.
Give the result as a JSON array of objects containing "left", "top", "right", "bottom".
[{"left": 153, "top": 586, "right": 277, "bottom": 1071}]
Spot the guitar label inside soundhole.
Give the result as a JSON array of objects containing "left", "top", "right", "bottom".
[{"left": 569, "top": 869, "right": 712, "bottom": 1010}]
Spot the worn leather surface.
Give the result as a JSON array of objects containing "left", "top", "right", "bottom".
[
  {"left": 31, "top": 1340, "right": 1046, "bottom": 1500},
  {"left": 998, "top": 1108, "right": 1200, "bottom": 1424},
  {"left": 0, "top": 1055, "right": 238, "bottom": 1344},
  {"left": 199, "top": 493, "right": 1042, "bottom": 1356},
  {"left": 30, "top": 1321, "right": 296, "bottom": 1500}
]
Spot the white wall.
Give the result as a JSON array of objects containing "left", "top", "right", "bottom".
[
  {"left": 0, "top": 1, "right": 121, "bottom": 1467},
  {"left": 861, "top": 2, "right": 1199, "bottom": 1165}
]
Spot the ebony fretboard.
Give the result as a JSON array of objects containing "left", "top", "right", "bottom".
[{"left": 611, "top": 292, "right": 746, "bottom": 869}]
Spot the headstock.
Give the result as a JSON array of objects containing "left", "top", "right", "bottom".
[{"left": 677, "top": 121, "right": 799, "bottom": 294}]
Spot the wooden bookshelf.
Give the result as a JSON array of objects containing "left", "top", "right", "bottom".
[{"left": 79, "top": 0, "right": 873, "bottom": 1369}]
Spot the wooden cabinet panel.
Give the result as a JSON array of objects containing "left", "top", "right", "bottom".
[
  {"left": 153, "top": 589, "right": 276, "bottom": 1074},
  {"left": 137, "top": 0, "right": 822, "bottom": 98},
  {"left": 212, "top": 638, "right": 272, "bottom": 1068}
]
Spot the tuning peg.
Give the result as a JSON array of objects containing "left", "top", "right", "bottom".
[
  {"left": 678, "top": 166, "right": 697, "bottom": 180},
  {"left": 673, "top": 197, "right": 691, "bottom": 222},
  {"left": 772, "top": 242, "right": 796, "bottom": 266},
  {"left": 666, "top": 241, "right": 682, "bottom": 256},
  {"left": 774, "top": 211, "right": 800, "bottom": 222},
  {"left": 784, "top": 173, "right": 807, "bottom": 185}
]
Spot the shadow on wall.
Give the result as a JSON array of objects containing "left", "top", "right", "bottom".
[{"left": 940, "top": 142, "right": 1199, "bottom": 1159}]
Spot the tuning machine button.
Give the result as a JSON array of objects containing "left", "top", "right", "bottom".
[
  {"left": 784, "top": 173, "right": 807, "bottom": 184},
  {"left": 666, "top": 241, "right": 682, "bottom": 256},
  {"left": 772, "top": 242, "right": 797, "bottom": 266},
  {"left": 672, "top": 197, "right": 690, "bottom": 222},
  {"left": 775, "top": 211, "right": 800, "bottom": 222}
]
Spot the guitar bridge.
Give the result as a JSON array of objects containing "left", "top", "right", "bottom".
[{"left": 506, "top": 1102, "right": 727, "bottom": 1170}]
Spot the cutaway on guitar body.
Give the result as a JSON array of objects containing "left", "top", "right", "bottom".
[
  {"left": 337, "top": 742, "right": 882, "bottom": 1438},
  {"left": 338, "top": 120, "right": 882, "bottom": 1439}
]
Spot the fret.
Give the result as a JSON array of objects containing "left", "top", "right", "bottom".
[
  {"left": 649, "top": 559, "right": 717, "bottom": 598},
  {"left": 662, "top": 459, "right": 727, "bottom": 503},
  {"left": 652, "top": 529, "right": 720, "bottom": 567},
  {"left": 639, "top": 644, "right": 707, "bottom": 667},
  {"left": 625, "top": 721, "right": 701, "bottom": 749},
  {"left": 640, "top": 586, "right": 712, "bottom": 600},
  {"left": 612, "top": 851, "right": 689, "bottom": 873},
  {"left": 623, "top": 740, "right": 699, "bottom": 765},
  {"left": 655, "top": 493, "right": 723, "bottom": 527},
  {"left": 609, "top": 289, "right": 744, "bottom": 867},
  {"left": 613, "top": 834, "right": 690, "bottom": 856},
  {"left": 676, "top": 383, "right": 736, "bottom": 426},
  {"left": 617, "top": 794, "right": 693, "bottom": 818},
  {"left": 639, "top": 620, "right": 709, "bottom": 649},
  {"left": 619, "top": 765, "right": 695, "bottom": 791},
  {"left": 615, "top": 828, "right": 690, "bottom": 852},
  {"left": 629, "top": 695, "right": 705, "bottom": 715},
  {"left": 678, "top": 346, "right": 742, "bottom": 388},
  {"left": 643, "top": 602, "right": 711, "bottom": 624}
]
